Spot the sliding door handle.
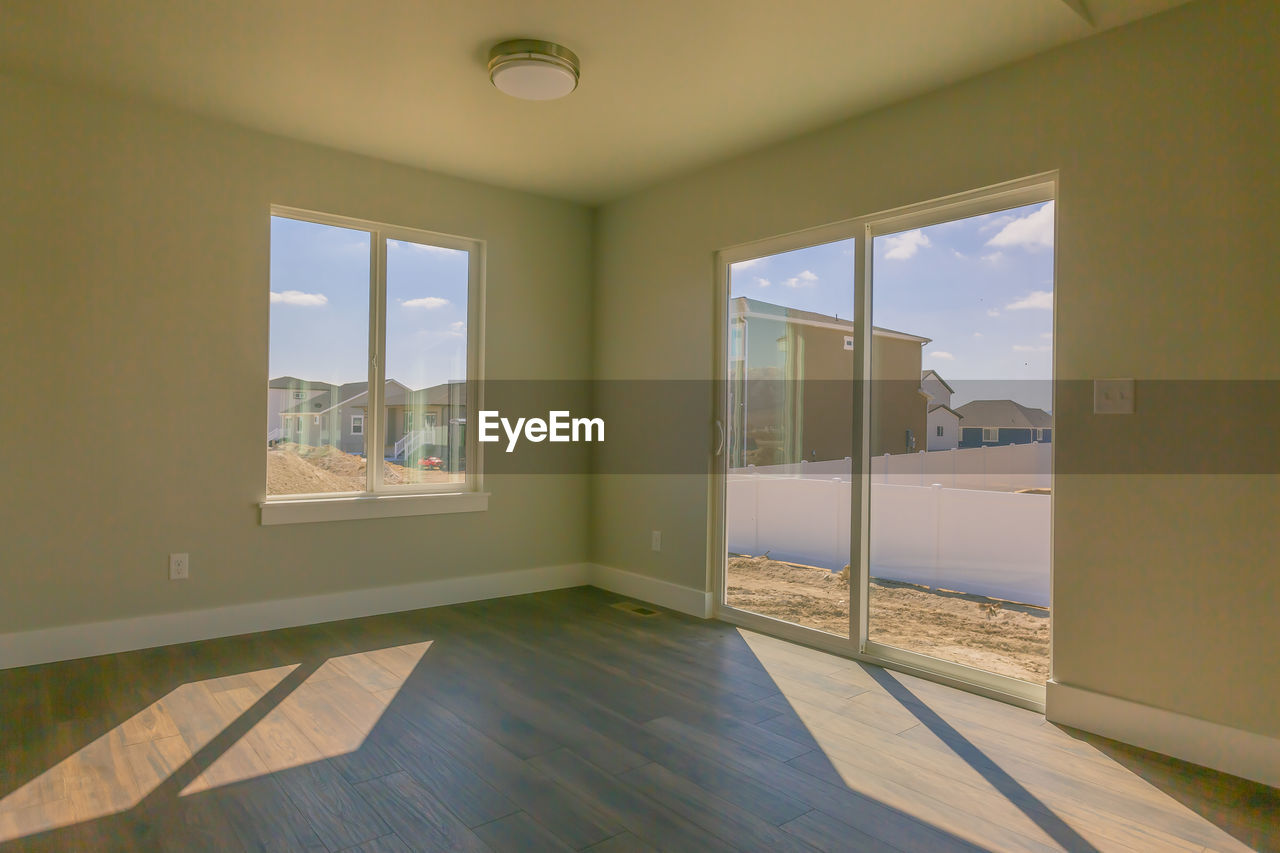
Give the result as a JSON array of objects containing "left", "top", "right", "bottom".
[{"left": 714, "top": 419, "right": 725, "bottom": 456}]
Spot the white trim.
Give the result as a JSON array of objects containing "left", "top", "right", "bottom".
[
  {"left": 1046, "top": 681, "right": 1280, "bottom": 788},
  {"left": 588, "top": 564, "right": 712, "bottom": 619},
  {"left": 260, "top": 491, "right": 487, "bottom": 525},
  {"left": 0, "top": 563, "right": 590, "bottom": 670},
  {"left": 351, "top": 414, "right": 364, "bottom": 434}
]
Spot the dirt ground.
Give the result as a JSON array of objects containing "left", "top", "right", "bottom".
[
  {"left": 726, "top": 555, "right": 1049, "bottom": 684},
  {"left": 266, "top": 444, "right": 453, "bottom": 495}
]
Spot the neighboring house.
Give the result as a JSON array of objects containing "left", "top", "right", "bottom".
[
  {"left": 728, "top": 297, "right": 931, "bottom": 464},
  {"left": 277, "top": 378, "right": 467, "bottom": 464},
  {"left": 267, "top": 376, "right": 335, "bottom": 442},
  {"left": 955, "top": 399, "right": 1052, "bottom": 448},
  {"left": 927, "top": 404, "right": 964, "bottom": 451},
  {"left": 921, "top": 369, "right": 962, "bottom": 451}
]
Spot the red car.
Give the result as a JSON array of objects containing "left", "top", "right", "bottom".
[{"left": 418, "top": 456, "right": 444, "bottom": 470}]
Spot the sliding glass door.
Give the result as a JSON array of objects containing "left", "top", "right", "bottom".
[{"left": 715, "top": 176, "right": 1055, "bottom": 707}]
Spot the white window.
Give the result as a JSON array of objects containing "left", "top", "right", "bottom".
[
  {"left": 264, "top": 208, "right": 486, "bottom": 524},
  {"left": 936, "top": 425, "right": 944, "bottom": 437},
  {"left": 293, "top": 391, "right": 306, "bottom": 399},
  {"left": 313, "top": 416, "right": 319, "bottom": 425},
  {"left": 982, "top": 427, "right": 999, "bottom": 442}
]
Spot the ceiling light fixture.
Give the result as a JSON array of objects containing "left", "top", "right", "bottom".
[{"left": 488, "top": 39, "right": 580, "bottom": 101}]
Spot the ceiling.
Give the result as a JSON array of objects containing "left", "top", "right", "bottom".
[{"left": 0, "top": 0, "right": 1189, "bottom": 203}]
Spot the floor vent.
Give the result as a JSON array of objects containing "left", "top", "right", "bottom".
[{"left": 611, "top": 601, "right": 661, "bottom": 617}]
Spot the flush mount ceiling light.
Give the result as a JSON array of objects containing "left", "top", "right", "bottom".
[{"left": 488, "top": 39, "right": 580, "bottom": 101}]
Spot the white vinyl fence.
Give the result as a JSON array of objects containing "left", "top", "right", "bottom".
[
  {"left": 727, "top": 469, "right": 1050, "bottom": 606},
  {"left": 747, "top": 442, "right": 1050, "bottom": 492}
]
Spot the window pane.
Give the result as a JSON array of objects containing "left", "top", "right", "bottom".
[
  {"left": 868, "top": 200, "right": 1053, "bottom": 685},
  {"left": 724, "top": 238, "right": 857, "bottom": 638},
  {"left": 384, "top": 238, "right": 469, "bottom": 487},
  {"left": 267, "top": 217, "right": 370, "bottom": 496}
]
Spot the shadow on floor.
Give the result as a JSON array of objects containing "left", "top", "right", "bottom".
[{"left": 0, "top": 587, "right": 1274, "bottom": 851}]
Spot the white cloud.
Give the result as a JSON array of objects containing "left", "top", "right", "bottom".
[
  {"left": 883, "top": 229, "right": 931, "bottom": 260},
  {"left": 1040, "top": 332, "right": 1053, "bottom": 340},
  {"left": 986, "top": 200, "right": 1055, "bottom": 251},
  {"left": 973, "top": 332, "right": 984, "bottom": 338},
  {"left": 981, "top": 251, "right": 1004, "bottom": 263},
  {"left": 978, "top": 213, "right": 1016, "bottom": 233},
  {"left": 952, "top": 249, "right": 967, "bottom": 260},
  {"left": 986, "top": 308, "right": 1001, "bottom": 317},
  {"left": 402, "top": 296, "right": 450, "bottom": 309},
  {"left": 270, "top": 290, "right": 328, "bottom": 307},
  {"left": 388, "top": 240, "right": 464, "bottom": 256},
  {"left": 929, "top": 351, "right": 956, "bottom": 360},
  {"left": 1013, "top": 344, "right": 1052, "bottom": 352},
  {"left": 783, "top": 270, "right": 818, "bottom": 288},
  {"left": 1005, "top": 290, "right": 1054, "bottom": 311},
  {"left": 755, "top": 277, "right": 772, "bottom": 288},
  {"left": 447, "top": 320, "right": 466, "bottom": 337},
  {"left": 730, "top": 258, "right": 765, "bottom": 276}
]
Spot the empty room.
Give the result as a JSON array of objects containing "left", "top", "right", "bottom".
[{"left": 1, "top": 0, "right": 1276, "bottom": 850}]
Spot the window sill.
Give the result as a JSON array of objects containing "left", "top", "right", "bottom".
[{"left": 260, "top": 491, "right": 489, "bottom": 526}]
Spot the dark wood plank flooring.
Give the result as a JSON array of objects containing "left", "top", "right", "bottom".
[{"left": 0, "top": 587, "right": 1275, "bottom": 851}]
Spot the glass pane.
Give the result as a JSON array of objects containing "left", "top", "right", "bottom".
[
  {"left": 724, "top": 238, "right": 857, "bottom": 638},
  {"left": 868, "top": 201, "right": 1053, "bottom": 684},
  {"left": 267, "top": 217, "right": 371, "bottom": 495},
  {"left": 384, "top": 238, "right": 469, "bottom": 487}
]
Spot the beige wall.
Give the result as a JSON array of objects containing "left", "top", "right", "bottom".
[
  {"left": 870, "top": 336, "right": 927, "bottom": 457},
  {"left": 0, "top": 72, "right": 593, "bottom": 634},
  {"left": 591, "top": 0, "right": 1278, "bottom": 737}
]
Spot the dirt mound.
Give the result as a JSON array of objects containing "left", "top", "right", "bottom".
[
  {"left": 267, "top": 444, "right": 417, "bottom": 494},
  {"left": 726, "top": 555, "right": 1048, "bottom": 684},
  {"left": 266, "top": 448, "right": 355, "bottom": 495}
]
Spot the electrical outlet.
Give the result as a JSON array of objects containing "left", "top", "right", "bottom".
[
  {"left": 1094, "top": 378, "right": 1135, "bottom": 414},
  {"left": 651, "top": 530, "right": 662, "bottom": 552},
  {"left": 169, "top": 552, "right": 189, "bottom": 581}
]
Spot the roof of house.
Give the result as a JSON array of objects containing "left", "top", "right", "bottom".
[
  {"left": 280, "top": 379, "right": 464, "bottom": 415},
  {"left": 732, "top": 297, "right": 931, "bottom": 344},
  {"left": 954, "top": 399, "right": 1052, "bottom": 429},
  {"left": 268, "top": 376, "right": 336, "bottom": 392},
  {"left": 921, "top": 369, "right": 956, "bottom": 395},
  {"left": 928, "top": 403, "right": 964, "bottom": 419}
]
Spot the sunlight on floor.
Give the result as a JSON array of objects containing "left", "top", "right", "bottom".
[
  {"left": 0, "top": 641, "right": 431, "bottom": 842},
  {"left": 734, "top": 628, "right": 1256, "bottom": 853}
]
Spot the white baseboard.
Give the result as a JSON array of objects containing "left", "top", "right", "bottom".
[
  {"left": 0, "top": 563, "right": 591, "bottom": 671},
  {"left": 588, "top": 564, "right": 713, "bottom": 618},
  {"left": 1046, "top": 681, "right": 1280, "bottom": 788}
]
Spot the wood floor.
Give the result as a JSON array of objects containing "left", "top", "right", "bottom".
[{"left": 0, "top": 587, "right": 1275, "bottom": 852}]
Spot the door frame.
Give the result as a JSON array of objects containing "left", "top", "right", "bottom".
[{"left": 710, "top": 172, "right": 1057, "bottom": 712}]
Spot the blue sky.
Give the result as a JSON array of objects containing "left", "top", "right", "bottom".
[
  {"left": 269, "top": 216, "right": 469, "bottom": 390},
  {"left": 730, "top": 201, "right": 1055, "bottom": 410}
]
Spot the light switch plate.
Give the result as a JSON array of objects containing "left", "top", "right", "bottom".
[{"left": 1094, "top": 378, "right": 1135, "bottom": 414}]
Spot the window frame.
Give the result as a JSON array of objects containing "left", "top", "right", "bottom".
[
  {"left": 262, "top": 206, "right": 487, "bottom": 525},
  {"left": 351, "top": 414, "right": 364, "bottom": 435},
  {"left": 982, "top": 427, "right": 999, "bottom": 442}
]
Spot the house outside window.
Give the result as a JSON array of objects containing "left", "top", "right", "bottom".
[
  {"left": 982, "top": 427, "right": 998, "bottom": 442},
  {"left": 936, "top": 425, "right": 944, "bottom": 437},
  {"left": 264, "top": 208, "right": 484, "bottom": 524}
]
